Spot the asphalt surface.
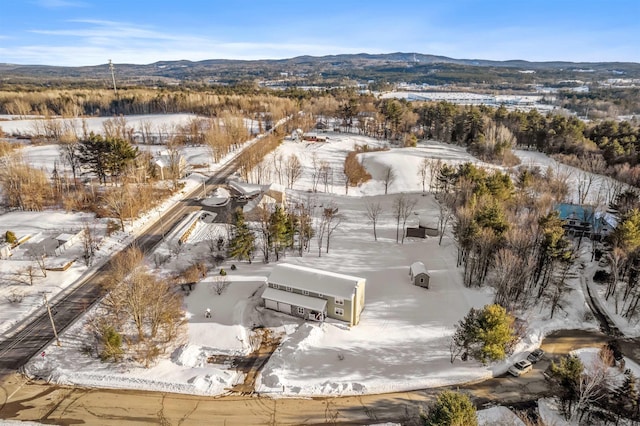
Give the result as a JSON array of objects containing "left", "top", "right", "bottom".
[{"left": 0, "top": 148, "right": 244, "bottom": 377}]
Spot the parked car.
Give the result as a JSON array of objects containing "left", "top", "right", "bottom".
[
  {"left": 508, "top": 360, "right": 533, "bottom": 377},
  {"left": 527, "top": 348, "right": 545, "bottom": 363}
]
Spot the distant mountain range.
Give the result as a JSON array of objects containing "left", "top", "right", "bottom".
[{"left": 2, "top": 53, "right": 639, "bottom": 86}]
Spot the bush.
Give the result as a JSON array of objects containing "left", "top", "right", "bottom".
[
  {"left": 5, "top": 230, "right": 17, "bottom": 244},
  {"left": 6, "top": 289, "right": 24, "bottom": 304},
  {"left": 422, "top": 390, "right": 477, "bottom": 426},
  {"left": 230, "top": 264, "right": 237, "bottom": 271},
  {"left": 219, "top": 268, "right": 227, "bottom": 276},
  {"left": 99, "top": 326, "right": 123, "bottom": 362},
  {"left": 106, "top": 219, "right": 121, "bottom": 236}
]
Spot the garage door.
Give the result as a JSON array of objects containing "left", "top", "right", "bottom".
[
  {"left": 277, "top": 302, "right": 291, "bottom": 314},
  {"left": 265, "top": 299, "right": 278, "bottom": 311}
]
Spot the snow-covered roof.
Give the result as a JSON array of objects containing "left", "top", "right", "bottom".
[
  {"left": 268, "top": 263, "right": 365, "bottom": 299},
  {"left": 410, "top": 261, "right": 428, "bottom": 276},
  {"left": 262, "top": 287, "right": 327, "bottom": 312},
  {"left": 55, "top": 233, "right": 75, "bottom": 242},
  {"left": 418, "top": 216, "right": 437, "bottom": 229},
  {"left": 228, "top": 180, "right": 261, "bottom": 197}
]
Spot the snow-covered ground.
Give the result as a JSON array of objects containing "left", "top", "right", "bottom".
[
  {"left": 14, "top": 130, "right": 629, "bottom": 398},
  {"left": 0, "top": 113, "right": 261, "bottom": 138},
  {"left": 0, "top": 117, "right": 279, "bottom": 340},
  {"left": 515, "top": 149, "right": 626, "bottom": 206},
  {"left": 477, "top": 406, "right": 525, "bottom": 426},
  {"left": 536, "top": 347, "right": 640, "bottom": 425}
]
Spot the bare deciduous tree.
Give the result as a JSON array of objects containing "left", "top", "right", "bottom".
[
  {"left": 319, "top": 161, "right": 332, "bottom": 193},
  {"left": 212, "top": 275, "right": 230, "bottom": 295},
  {"left": 393, "top": 194, "right": 417, "bottom": 244},
  {"left": 382, "top": 166, "right": 395, "bottom": 195},
  {"left": 324, "top": 204, "right": 342, "bottom": 254},
  {"left": 285, "top": 154, "right": 303, "bottom": 189},
  {"left": 417, "top": 158, "right": 429, "bottom": 194},
  {"left": 365, "top": 200, "right": 383, "bottom": 241},
  {"left": 102, "top": 247, "right": 185, "bottom": 359},
  {"left": 82, "top": 221, "right": 98, "bottom": 266},
  {"left": 428, "top": 159, "right": 443, "bottom": 194},
  {"left": 576, "top": 171, "right": 595, "bottom": 205},
  {"left": 437, "top": 193, "right": 455, "bottom": 245}
]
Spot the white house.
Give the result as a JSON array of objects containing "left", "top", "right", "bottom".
[{"left": 262, "top": 263, "right": 366, "bottom": 326}]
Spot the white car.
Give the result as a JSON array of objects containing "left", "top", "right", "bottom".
[{"left": 508, "top": 360, "right": 533, "bottom": 377}]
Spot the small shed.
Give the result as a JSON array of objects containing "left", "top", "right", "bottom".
[{"left": 409, "top": 261, "right": 430, "bottom": 289}]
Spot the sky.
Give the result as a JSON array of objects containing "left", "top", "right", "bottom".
[{"left": 0, "top": 0, "right": 639, "bottom": 66}]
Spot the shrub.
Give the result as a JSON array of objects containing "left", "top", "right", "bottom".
[
  {"left": 219, "top": 268, "right": 227, "bottom": 276},
  {"left": 422, "top": 390, "right": 477, "bottom": 426},
  {"left": 5, "top": 230, "right": 17, "bottom": 244},
  {"left": 106, "top": 219, "right": 120, "bottom": 236},
  {"left": 230, "top": 264, "right": 237, "bottom": 270},
  {"left": 99, "top": 326, "right": 123, "bottom": 362}
]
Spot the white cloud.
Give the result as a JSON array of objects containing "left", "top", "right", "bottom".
[
  {"left": 36, "top": 0, "right": 87, "bottom": 8},
  {"left": 14, "top": 19, "right": 367, "bottom": 65}
]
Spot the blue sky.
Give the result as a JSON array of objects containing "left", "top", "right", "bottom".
[{"left": 1, "top": 0, "right": 638, "bottom": 66}]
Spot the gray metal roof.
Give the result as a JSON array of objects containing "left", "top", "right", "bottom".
[{"left": 268, "top": 263, "right": 364, "bottom": 299}]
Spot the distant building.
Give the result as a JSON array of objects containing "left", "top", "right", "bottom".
[
  {"left": 554, "top": 203, "right": 617, "bottom": 240},
  {"left": 153, "top": 150, "right": 188, "bottom": 180},
  {"left": 302, "top": 133, "right": 327, "bottom": 142}
]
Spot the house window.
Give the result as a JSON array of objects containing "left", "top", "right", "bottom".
[
  {"left": 285, "top": 286, "right": 292, "bottom": 292},
  {"left": 335, "top": 307, "right": 344, "bottom": 316},
  {"left": 302, "top": 290, "right": 309, "bottom": 296},
  {"left": 317, "top": 293, "right": 324, "bottom": 298},
  {"left": 420, "top": 278, "right": 424, "bottom": 283},
  {"left": 335, "top": 297, "right": 344, "bottom": 305},
  {"left": 297, "top": 307, "right": 305, "bottom": 315}
]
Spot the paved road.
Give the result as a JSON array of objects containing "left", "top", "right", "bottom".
[
  {"left": 0, "top": 330, "right": 614, "bottom": 425},
  {"left": 0, "top": 144, "right": 248, "bottom": 376}
]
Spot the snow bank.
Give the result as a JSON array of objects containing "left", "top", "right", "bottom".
[{"left": 477, "top": 406, "right": 525, "bottom": 426}]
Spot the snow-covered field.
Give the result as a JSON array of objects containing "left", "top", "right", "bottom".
[
  {"left": 0, "top": 113, "right": 261, "bottom": 138},
  {"left": 9, "top": 129, "right": 629, "bottom": 398}
]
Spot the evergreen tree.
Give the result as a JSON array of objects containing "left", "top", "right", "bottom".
[
  {"left": 451, "top": 304, "right": 517, "bottom": 364},
  {"left": 269, "top": 205, "right": 288, "bottom": 261},
  {"left": 78, "top": 133, "right": 138, "bottom": 184},
  {"left": 614, "top": 369, "right": 639, "bottom": 421},
  {"left": 549, "top": 355, "right": 583, "bottom": 419},
  {"left": 229, "top": 209, "right": 255, "bottom": 264},
  {"left": 422, "top": 390, "right": 477, "bottom": 426}
]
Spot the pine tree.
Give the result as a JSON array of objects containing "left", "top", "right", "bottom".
[
  {"left": 422, "top": 390, "right": 477, "bottom": 426},
  {"left": 614, "top": 369, "right": 639, "bottom": 420},
  {"left": 451, "top": 304, "right": 517, "bottom": 364},
  {"left": 229, "top": 209, "right": 255, "bottom": 264},
  {"left": 78, "top": 133, "right": 137, "bottom": 184},
  {"left": 549, "top": 355, "right": 583, "bottom": 419},
  {"left": 269, "top": 205, "right": 288, "bottom": 261}
]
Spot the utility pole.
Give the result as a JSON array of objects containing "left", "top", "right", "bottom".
[
  {"left": 158, "top": 211, "right": 165, "bottom": 243},
  {"left": 42, "top": 293, "right": 61, "bottom": 347},
  {"left": 108, "top": 59, "right": 118, "bottom": 96}
]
